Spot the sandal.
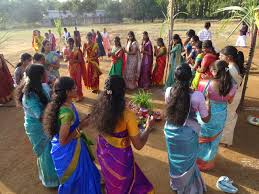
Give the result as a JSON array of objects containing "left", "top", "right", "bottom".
[
  {"left": 216, "top": 176, "right": 238, "bottom": 193},
  {"left": 247, "top": 116, "right": 259, "bottom": 127}
]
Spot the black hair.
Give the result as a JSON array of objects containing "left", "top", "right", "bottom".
[
  {"left": 213, "top": 60, "right": 232, "bottom": 96},
  {"left": 166, "top": 63, "right": 192, "bottom": 126},
  {"left": 195, "top": 41, "right": 203, "bottom": 50},
  {"left": 221, "top": 46, "right": 245, "bottom": 76},
  {"left": 143, "top": 31, "right": 148, "bottom": 36},
  {"left": 90, "top": 76, "right": 126, "bottom": 135},
  {"left": 203, "top": 40, "right": 216, "bottom": 54},
  {"left": 205, "top": 22, "right": 211, "bottom": 29},
  {"left": 173, "top": 34, "right": 183, "bottom": 47},
  {"left": 157, "top": 38, "right": 165, "bottom": 46},
  {"left": 43, "top": 77, "right": 75, "bottom": 138},
  {"left": 191, "top": 35, "right": 199, "bottom": 42},
  {"left": 87, "top": 32, "right": 93, "bottom": 38},
  {"left": 33, "top": 53, "right": 45, "bottom": 63},
  {"left": 64, "top": 28, "right": 67, "bottom": 31},
  {"left": 16, "top": 53, "right": 32, "bottom": 68},
  {"left": 67, "top": 37, "right": 75, "bottom": 44},
  {"left": 41, "top": 39, "right": 50, "bottom": 53},
  {"left": 128, "top": 31, "right": 137, "bottom": 42},
  {"left": 15, "top": 64, "right": 48, "bottom": 106},
  {"left": 186, "top": 29, "right": 196, "bottom": 38},
  {"left": 114, "top": 36, "right": 122, "bottom": 47}
]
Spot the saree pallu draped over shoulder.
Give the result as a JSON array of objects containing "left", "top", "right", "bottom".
[
  {"left": 109, "top": 47, "right": 126, "bottom": 77},
  {"left": 83, "top": 42, "right": 101, "bottom": 90},
  {"left": 152, "top": 46, "right": 167, "bottom": 86},
  {"left": 164, "top": 122, "right": 207, "bottom": 194},
  {"left": 138, "top": 40, "right": 153, "bottom": 89},
  {"left": 124, "top": 41, "right": 142, "bottom": 90},
  {"left": 97, "top": 130, "right": 154, "bottom": 194},
  {"left": 22, "top": 92, "right": 59, "bottom": 188},
  {"left": 51, "top": 104, "right": 101, "bottom": 194}
]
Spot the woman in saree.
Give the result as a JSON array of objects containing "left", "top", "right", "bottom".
[
  {"left": 197, "top": 60, "right": 237, "bottom": 171},
  {"left": 152, "top": 38, "right": 167, "bottom": 86},
  {"left": 83, "top": 32, "right": 101, "bottom": 93},
  {"left": 42, "top": 40, "right": 60, "bottom": 83},
  {"left": 124, "top": 31, "right": 142, "bottom": 90},
  {"left": 14, "top": 53, "right": 32, "bottom": 86},
  {"left": 196, "top": 40, "right": 218, "bottom": 90},
  {"left": 15, "top": 64, "right": 59, "bottom": 188},
  {"left": 108, "top": 36, "right": 125, "bottom": 77},
  {"left": 138, "top": 31, "right": 153, "bottom": 89},
  {"left": 164, "top": 64, "right": 210, "bottom": 193},
  {"left": 96, "top": 31, "right": 106, "bottom": 58},
  {"left": 102, "top": 28, "right": 111, "bottom": 54},
  {"left": 183, "top": 29, "right": 196, "bottom": 59},
  {"left": 64, "top": 38, "right": 87, "bottom": 102},
  {"left": 90, "top": 75, "right": 155, "bottom": 194},
  {"left": 43, "top": 77, "right": 102, "bottom": 194},
  {"left": 0, "top": 54, "right": 14, "bottom": 104},
  {"left": 165, "top": 34, "right": 183, "bottom": 88},
  {"left": 191, "top": 41, "right": 204, "bottom": 90},
  {"left": 219, "top": 46, "right": 245, "bottom": 146},
  {"left": 32, "top": 30, "right": 44, "bottom": 53}
]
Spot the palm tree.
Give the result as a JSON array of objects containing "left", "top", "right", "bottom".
[{"left": 215, "top": 0, "right": 259, "bottom": 107}]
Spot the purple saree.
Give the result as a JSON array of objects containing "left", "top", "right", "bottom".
[
  {"left": 97, "top": 130, "right": 154, "bottom": 194},
  {"left": 138, "top": 40, "right": 153, "bottom": 89}
]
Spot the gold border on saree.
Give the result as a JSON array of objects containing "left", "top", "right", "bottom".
[{"left": 103, "top": 135, "right": 130, "bottom": 149}]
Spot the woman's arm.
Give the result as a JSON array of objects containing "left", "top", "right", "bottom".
[
  {"left": 59, "top": 123, "right": 79, "bottom": 146},
  {"left": 130, "top": 116, "right": 153, "bottom": 150},
  {"left": 126, "top": 43, "right": 138, "bottom": 55}
]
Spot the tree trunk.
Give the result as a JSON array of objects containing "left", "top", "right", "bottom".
[
  {"left": 164, "top": 0, "right": 175, "bottom": 83},
  {"left": 240, "top": 25, "right": 258, "bottom": 107}
]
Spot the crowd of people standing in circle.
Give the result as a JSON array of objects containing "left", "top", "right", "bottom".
[{"left": 0, "top": 21, "right": 248, "bottom": 194}]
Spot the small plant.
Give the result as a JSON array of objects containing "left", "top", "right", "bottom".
[{"left": 131, "top": 90, "right": 153, "bottom": 110}]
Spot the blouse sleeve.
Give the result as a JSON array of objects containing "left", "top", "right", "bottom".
[
  {"left": 58, "top": 107, "right": 74, "bottom": 125},
  {"left": 165, "top": 87, "right": 172, "bottom": 104},
  {"left": 126, "top": 110, "right": 139, "bottom": 137},
  {"left": 191, "top": 91, "right": 209, "bottom": 119},
  {"left": 227, "top": 85, "right": 237, "bottom": 99}
]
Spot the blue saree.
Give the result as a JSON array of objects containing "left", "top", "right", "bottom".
[
  {"left": 197, "top": 101, "right": 227, "bottom": 171},
  {"left": 164, "top": 122, "right": 206, "bottom": 194},
  {"left": 165, "top": 43, "right": 183, "bottom": 88},
  {"left": 22, "top": 92, "right": 59, "bottom": 188},
  {"left": 51, "top": 103, "right": 101, "bottom": 194}
]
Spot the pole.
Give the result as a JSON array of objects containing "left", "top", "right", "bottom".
[
  {"left": 164, "top": 0, "right": 175, "bottom": 84},
  {"left": 240, "top": 24, "right": 258, "bottom": 107}
]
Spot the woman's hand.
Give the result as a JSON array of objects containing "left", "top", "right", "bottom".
[{"left": 145, "top": 115, "right": 154, "bottom": 131}]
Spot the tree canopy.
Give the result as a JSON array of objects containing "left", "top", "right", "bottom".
[{"left": 0, "top": 0, "right": 248, "bottom": 27}]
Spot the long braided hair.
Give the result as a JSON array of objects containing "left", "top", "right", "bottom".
[{"left": 43, "top": 77, "right": 75, "bottom": 138}]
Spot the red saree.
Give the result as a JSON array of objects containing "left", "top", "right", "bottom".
[
  {"left": 83, "top": 42, "right": 101, "bottom": 90},
  {"left": 152, "top": 46, "right": 167, "bottom": 86},
  {"left": 64, "top": 47, "right": 87, "bottom": 98},
  {"left": 0, "top": 55, "right": 14, "bottom": 104}
]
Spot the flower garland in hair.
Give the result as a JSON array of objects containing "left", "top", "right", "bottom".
[
  {"left": 225, "top": 67, "right": 229, "bottom": 72},
  {"left": 106, "top": 90, "right": 112, "bottom": 95}
]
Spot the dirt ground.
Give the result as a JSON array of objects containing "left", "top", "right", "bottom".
[{"left": 0, "top": 21, "right": 259, "bottom": 194}]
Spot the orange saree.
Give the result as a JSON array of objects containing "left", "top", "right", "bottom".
[
  {"left": 83, "top": 42, "right": 101, "bottom": 91},
  {"left": 64, "top": 47, "right": 87, "bottom": 98},
  {"left": 152, "top": 46, "right": 167, "bottom": 86}
]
